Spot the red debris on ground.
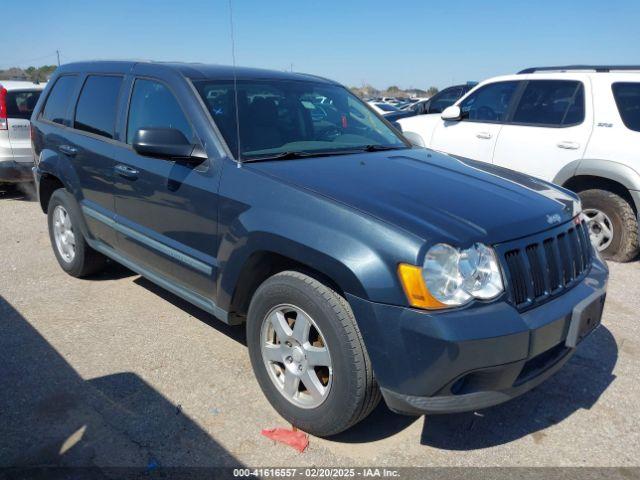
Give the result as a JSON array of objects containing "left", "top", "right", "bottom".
[{"left": 261, "top": 427, "right": 309, "bottom": 453}]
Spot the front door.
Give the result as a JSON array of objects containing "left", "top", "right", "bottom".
[
  {"left": 112, "top": 78, "right": 220, "bottom": 301},
  {"left": 430, "top": 81, "right": 520, "bottom": 163}
]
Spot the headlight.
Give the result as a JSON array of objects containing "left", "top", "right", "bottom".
[{"left": 399, "top": 243, "right": 504, "bottom": 309}]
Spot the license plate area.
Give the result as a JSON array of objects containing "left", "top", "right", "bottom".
[{"left": 566, "top": 291, "right": 605, "bottom": 348}]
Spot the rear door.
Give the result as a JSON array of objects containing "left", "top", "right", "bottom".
[
  {"left": 65, "top": 74, "right": 124, "bottom": 248},
  {"left": 6, "top": 89, "right": 42, "bottom": 163},
  {"left": 492, "top": 78, "right": 592, "bottom": 182}
]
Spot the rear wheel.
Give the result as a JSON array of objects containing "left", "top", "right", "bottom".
[
  {"left": 47, "top": 189, "right": 107, "bottom": 277},
  {"left": 579, "top": 189, "right": 639, "bottom": 262},
  {"left": 247, "top": 271, "right": 380, "bottom": 437}
]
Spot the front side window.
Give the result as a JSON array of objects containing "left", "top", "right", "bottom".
[
  {"left": 42, "top": 76, "right": 79, "bottom": 125},
  {"left": 612, "top": 82, "right": 640, "bottom": 132},
  {"left": 459, "top": 81, "right": 519, "bottom": 122},
  {"left": 126, "top": 79, "right": 193, "bottom": 144},
  {"left": 194, "top": 79, "right": 407, "bottom": 160},
  {"left": 512, "top": 80, "right": 584, "bottom": 127},
  {"left": 6, "top": 90, "right": 42, "bottom": 120},
  {"left": 74, "top": 75, "right": 123, "bottom": 139}
]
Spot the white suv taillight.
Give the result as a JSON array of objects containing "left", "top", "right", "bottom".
[{"left": 0, "top": 87, "right": 7, "bottom": 130}]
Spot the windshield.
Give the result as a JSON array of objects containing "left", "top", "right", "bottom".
[{"left": 194, "top": 79, "right": 408, "bottom": 160}]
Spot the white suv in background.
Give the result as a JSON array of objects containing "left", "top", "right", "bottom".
[
  {"left": 399, "top": 66, "right": 640, "bottom": 262},
  {"left": 0, "top": 81, "right": 45, "bottom": 184}
]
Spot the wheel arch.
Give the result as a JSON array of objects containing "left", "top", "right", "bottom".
[
  {"left": 557, "top": 159, "right": 640, "bottom": 214},
  {"left": 224, "top": 249, "right": 354, "bottom": 324},
  {"left": 38, "top": 173, "right": 65, "bottom": 213}
]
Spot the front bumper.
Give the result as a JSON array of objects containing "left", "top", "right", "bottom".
[
  {"left": 347, "top": 257, "right": 608, "bottom": 415},
  {"left": 0, "top": 160, "right": 34, "bottom": 183}
]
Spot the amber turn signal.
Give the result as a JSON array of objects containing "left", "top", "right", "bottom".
[{"left": 397, "top": 263, "right": 447, "bottom": 310}]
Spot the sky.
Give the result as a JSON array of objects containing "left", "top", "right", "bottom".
[{"left": 5, "top": 0, "right": 640, "bottom": 90}]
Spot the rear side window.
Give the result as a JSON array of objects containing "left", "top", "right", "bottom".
[
  {"left": 512, "top": 80, "right": 584, "bottom": 127},
  {"left": 6, "top": 90, "right": 42, "bottom": 120},
  {"left": 458, "top": 81, "right": 519, "bottom": 122},
  {"left": 74, "top": 75, "right": 123, "bottom": 139},
  {"left": 126, "top": 79, "right": 193, "bottom": 144},
  {"left": 612, "top": 82, "right": 640, "bottom": 132},
  {"left": 42, "top": 76, "right": 79, "bottom": 125}
]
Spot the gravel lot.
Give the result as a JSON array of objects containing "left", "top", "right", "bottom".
[{"left": 1, "top": 185, "right": 639, "bottom": 471}]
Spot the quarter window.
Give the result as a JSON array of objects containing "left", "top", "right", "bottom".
[
  {"left": 42, "top": 76, "right": 79, "bottom": 126},
  {"left": 74, "top": 75, "right": 123, "bottom": 139},
  {"left": 612, "top": 82, "right": 640, "bottom": 132},
  {"left": 458, "top": 81, "right": 519, "bottom": 122},
  {"left": 512, "top": 80, "right": 584, "bottom": 127},
  {"left": 126, "top": 79, "right": 193, "bottom": 144}
]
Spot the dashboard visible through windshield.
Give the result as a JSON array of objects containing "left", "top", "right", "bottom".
[{"left": 194, "top": 79, "right": 408, "bottom": 160}]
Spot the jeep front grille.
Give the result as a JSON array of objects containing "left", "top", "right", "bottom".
[{"left": 501, "top": 219, "right": 593, "bottom": 310}]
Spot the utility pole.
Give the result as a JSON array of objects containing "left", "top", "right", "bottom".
[{"left": 56, "top": 50, "right": 60, "bottom": 67}]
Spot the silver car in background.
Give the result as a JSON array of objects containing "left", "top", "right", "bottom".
[{"left": 0, "top": 81, "right": 45, "bottom": 184}]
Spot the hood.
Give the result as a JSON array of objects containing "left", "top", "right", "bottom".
[{"left": 246, "top": 149, "right": 580, "bottom": 246}]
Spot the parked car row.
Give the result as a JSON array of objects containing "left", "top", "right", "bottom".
[
  {"left": 0, "top": 81, "right": 45, "bottom": 183},
  {"left": 399, "top": 65, "right": 640, "bottom": 262},
  {"left": 29, "top": 61, "right": 608, "bottom": 437},
  {"left": 368, "top": 83, "right": 477, "bottom": 124}
]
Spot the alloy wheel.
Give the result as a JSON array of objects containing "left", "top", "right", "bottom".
[
  {"left": 260, "top": 304, "right": 333, "bottom": 409},
  {"left": 52, "top": 205, "right": 76, "bottom": 263}
]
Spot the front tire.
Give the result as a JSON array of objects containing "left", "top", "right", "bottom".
[
  {"left": 247, "top": 271, "right": 380, "bottom": 437},
  {"left": 579, "top": 189, "right": 639, "bottom": 262},
  {"left": 47, "top": 189, "right": 107, "bottom": 277}
]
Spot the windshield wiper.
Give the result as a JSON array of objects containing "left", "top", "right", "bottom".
[
  {"left": 243, "top": 150, "right": 357, "bottom": 162},
  {"left": 242, "top": 145, "right": 409, "bottom": 162},
  {"left": 360, "top": 144, "right": 409, "bottom": 152}
]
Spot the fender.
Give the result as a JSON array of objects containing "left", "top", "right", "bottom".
[
  {"left": 214, "top": 184, "right": 424, "bottom": 313},
  {"left": 555, "top": 158, "right": 640, "bottom": 211}
]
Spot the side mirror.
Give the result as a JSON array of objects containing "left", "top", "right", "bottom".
[
  {"left": 132, "top": 128, "right": 205, "bottom": 161},
  {"left": 441, "top": 105, "right": 462, "bottom": 121}
]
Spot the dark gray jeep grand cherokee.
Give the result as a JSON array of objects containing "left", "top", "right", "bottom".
[{"left": 30, "top": 61, "right": 608, "bottom": 436}]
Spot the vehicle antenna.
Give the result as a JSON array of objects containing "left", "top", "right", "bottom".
[{"left": 228, "top": 0, "right": 242, "bottom": 165}]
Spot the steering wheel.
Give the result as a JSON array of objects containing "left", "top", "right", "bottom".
[
  {"left": 316, "top": 126, "right": 342, "bottom": 141},
  {"left": 476, "top": 106, "right": 498, "bottom": 121}
]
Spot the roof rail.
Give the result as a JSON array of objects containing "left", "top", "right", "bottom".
[{"left": 518, "top": 65, "right": 640, "bottom": 74}]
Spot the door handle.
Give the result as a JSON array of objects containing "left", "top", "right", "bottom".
[
  {"left": 557, "top": 141, "right": 580, "bottom": 150},
  {"left": 59, "top": 145, "right": 78, "bottom": 156},
  {"left": 476, "top": 132, "right": 492, "bottom": 140},
  {"left": 114, "top": 164, "right": 139, "bottom": 180}
]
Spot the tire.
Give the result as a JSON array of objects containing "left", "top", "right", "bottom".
[
  {"left": 579, "top": 189, "right": 639, "bottom": 263},
  {"left": 47, "top": 188, "right": 107, "bottom": 277},
  {"left": 247, "top": 271, "right": 380, "bottom": 437}
]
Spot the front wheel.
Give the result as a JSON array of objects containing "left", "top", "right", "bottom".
[{"left": 247, "top": 271, "right": 380, "bottom": 437}]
